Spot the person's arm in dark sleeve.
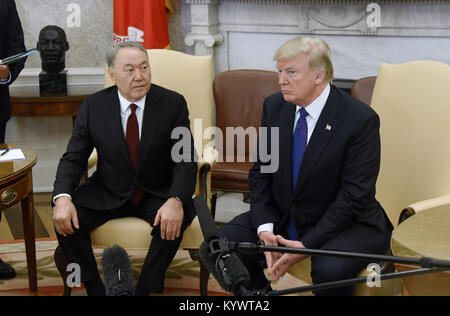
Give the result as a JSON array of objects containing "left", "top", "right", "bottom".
[
  {"left": 167, "top": 94, "right": 198, "bottom": 202},
  {"left": 52, "top": 98, "right": 94, "bottom": 200},
  {"left": 4, "top": 0, "right": 26, "bottom": 86},
  {"left": 250, "top": 99, "right": 280, "bottom": 230}
]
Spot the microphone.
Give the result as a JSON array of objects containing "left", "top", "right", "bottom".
[
  {"left": 199, "top": 238, "right": 251, "bottom": 295},
  {"left": 101, "top": 245, "right": 135, "bottom": 296},
  {"left": 194, "top": 196, "right": 251, "bottom": 296},
  {"left": 194, "top": 195, "right": 220, "bottom": 243}
]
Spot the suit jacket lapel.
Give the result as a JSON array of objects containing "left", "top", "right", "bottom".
[
  {"left": 106, "top": 87, "right": 133, "bottom": 168},
  {"left": 279, "top": 102, "right": 297, "bottom": 197},
  {"left": 292, "top": 86, "right": 340, "bottom": 200},
  {"left": 138, "top": 85, "right": 163, "bottom": 169}
]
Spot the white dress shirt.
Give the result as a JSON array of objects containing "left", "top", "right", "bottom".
[
  {"left": 257, "top": 84, "right": 331, "bottom": 237},
  {"left": 118, "top": 91, "right": 146, "bottom": 139},
  {"left": 53, "top": 91, "right": 147, "bottom": 204}
]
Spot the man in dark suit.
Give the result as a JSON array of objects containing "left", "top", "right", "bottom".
[
  {"left": 52, "top": 41, "right": 197, "bottom": 296},
  {"left": 0, "top": 0, "right": 26, "bottom": 280},
  {"left": 219, "top": 36, "right": 393, "bottom": 296},
  {"left": 0, "top": 0, "right": 26, "bottom": 143}
]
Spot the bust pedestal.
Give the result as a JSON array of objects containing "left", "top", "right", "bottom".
[{"left": 39, "top": 70, "right": 67, "bottom": 96}]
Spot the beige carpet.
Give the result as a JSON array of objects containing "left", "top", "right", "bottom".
[
  {"left": 0, "top": 192, "right": 306, "bottom": 296},
  {"left": 0, "top": 238, "right": 304, "bottom": 296}
]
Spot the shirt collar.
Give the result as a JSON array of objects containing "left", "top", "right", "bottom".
[
  {"left": 296, "top": 83, "right": 330, "bottom": 120},
  {"left": 117, "top": 91, "right": 146, "bottom": 113}
]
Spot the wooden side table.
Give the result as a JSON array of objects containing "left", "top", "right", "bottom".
[
  {"left": 391, "top": 205, "right": 450, "bottom": 296},
  {"left": 10, "top": 95, "right": 86, "bottom": 123},
  {"left": 0, "top": 145, "right": 38, "bottom": 295}
]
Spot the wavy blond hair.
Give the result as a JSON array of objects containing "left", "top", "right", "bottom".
[{"left": 274, "top": 36, "right": 334, "bottom": 82}]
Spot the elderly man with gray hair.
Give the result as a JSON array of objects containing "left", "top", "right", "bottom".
[
  {"left": 219, "top": 36, "right": 393, "bottom": 296},
  {"left": 52, "top": 41, "right": 197, "bottom": 296}
]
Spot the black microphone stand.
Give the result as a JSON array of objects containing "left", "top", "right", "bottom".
[{"left": 234, "top": 242, "right": 450, "bottom": 296}]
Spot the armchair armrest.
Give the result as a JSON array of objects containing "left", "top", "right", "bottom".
[
  {"left": 196, "top": 146, "right": 218, "bottom": 211},
  {"left": 199, "top": 145, "right": 218, "bottom": 167},
  {"left": 80, "top": 148, "right": 98, "bottom": 184},
  {"left": 398, "top": 192, "right": 450, "bottom": 224},
  {"left": 87, "top": 148, "right": 98, "bottom": 170}
]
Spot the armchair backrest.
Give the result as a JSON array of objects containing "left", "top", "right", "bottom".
[
  {"left": 105, "top": 49, "right": 214, "bottom": 159},
  {"left": 370, "top": 61, "right": 450, "bottom": 226},
  {"left": 213, "top": 69, "right": 280, "bottom": 160}
]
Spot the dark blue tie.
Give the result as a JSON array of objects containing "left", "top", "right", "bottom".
[
  {"left": 288, "top": 107, "right": 308, "bottom": 240},
  {"left": 292, "top": 107, "right": 309, "bottom": 189}
]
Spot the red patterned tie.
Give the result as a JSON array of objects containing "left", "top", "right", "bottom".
[{"left": 126, "top": 103, "right": 144, "bottom": 204}]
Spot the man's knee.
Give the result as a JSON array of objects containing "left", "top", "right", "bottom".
[{"left": 310, "top": 257, "right": 367, "bottom": 296}]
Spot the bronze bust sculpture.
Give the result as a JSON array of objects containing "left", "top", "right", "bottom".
[
  {"left": 37, "top": 25, "right": 69, "bottom": 74},
  {"left": 37, "top": 25, "right": 69, "bottom": 95}
]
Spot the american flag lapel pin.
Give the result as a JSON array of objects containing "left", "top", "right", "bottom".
[{"left": 326, "top": 124, "right": 332, "bottom": 131}]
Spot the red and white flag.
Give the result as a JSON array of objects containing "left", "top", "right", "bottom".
[{"left": 113, "top": 0, "right": 172, "bottom": 49}]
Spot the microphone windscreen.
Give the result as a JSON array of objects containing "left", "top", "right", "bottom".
[
  {"left": 199, "top": 239, "right": 250, "bottom": 295},
  {"left": 194, "top": 196, "right": 220, "bottom": 242},
  {"left": 102, "top": 245, "right": 135, "bottom": 296},
  {"left": 199, "top": 240, "right": 232, "bottom": 292},
  {"left": 220, "top": 251, "right": 250, "bottom": 295}
]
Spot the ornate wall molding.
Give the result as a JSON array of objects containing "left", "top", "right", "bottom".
[
  {"left": 185, "top": 33, "right": 224, "bottom": 48},
  {"left": 184, "top": 0, "right": 224, "bottom": 55},
  {"left": 10, "top": 68, "right": 105, "bottom": 97},
  {"left": 216, "top": 1, "right": 450, "bottom": 37},
  {"left": 184, "top": 0, "right": 450, "bottom": 77}
]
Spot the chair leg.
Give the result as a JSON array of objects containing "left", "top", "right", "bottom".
[
  {"left": 188, "top": 249, "right": 210, "bottom": 296},
  {"left": 54, "top": 245, "right": 72, "bottom": 296},
  {"left": 243, "top": 192, "right": 250, "bottom": 204},
  {"left": 199, "top": 260, "right": 210, "bottom": 296},
  {"left": 211, "top": 192, "right": 217, "bottom": 220}
]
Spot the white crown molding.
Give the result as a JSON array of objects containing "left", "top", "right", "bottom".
[
  {"left": 10, "top": 67, "right": 105, "bottom": 97},
  {"left": 185, "top": 33, "right": 224, "bottom": 48}
]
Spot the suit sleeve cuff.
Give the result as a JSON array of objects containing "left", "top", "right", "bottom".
[
  {"left": 257, "top": 223, "right": 274, "bottom": 236},
  {"left": 53, "top": 193, "right": 72, "bottom": 205}
]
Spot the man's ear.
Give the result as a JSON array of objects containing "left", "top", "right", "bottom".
[
  {"left": 314, "top": 69, "right": 326, "bottom": 85},
  {"left": 107, "top": 67, "right": 115, "bottom": 83}
]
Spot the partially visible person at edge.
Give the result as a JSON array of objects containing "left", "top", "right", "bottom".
[{"left": 0, "top": 0, "right": 27, "bottom": 281}]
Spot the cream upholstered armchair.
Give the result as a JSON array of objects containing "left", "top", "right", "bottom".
[
  {"left": 370, "top": 61, "right": 450, "bottom": 295},
  {"left": 54, "top": 49, "right": 217, "bottom": 296},
  {"left": 351, "top": 62, "right": 450, "bottom": 224},
  {"left": 370, "top": 61, "right": 450, "bottom": 226}
]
